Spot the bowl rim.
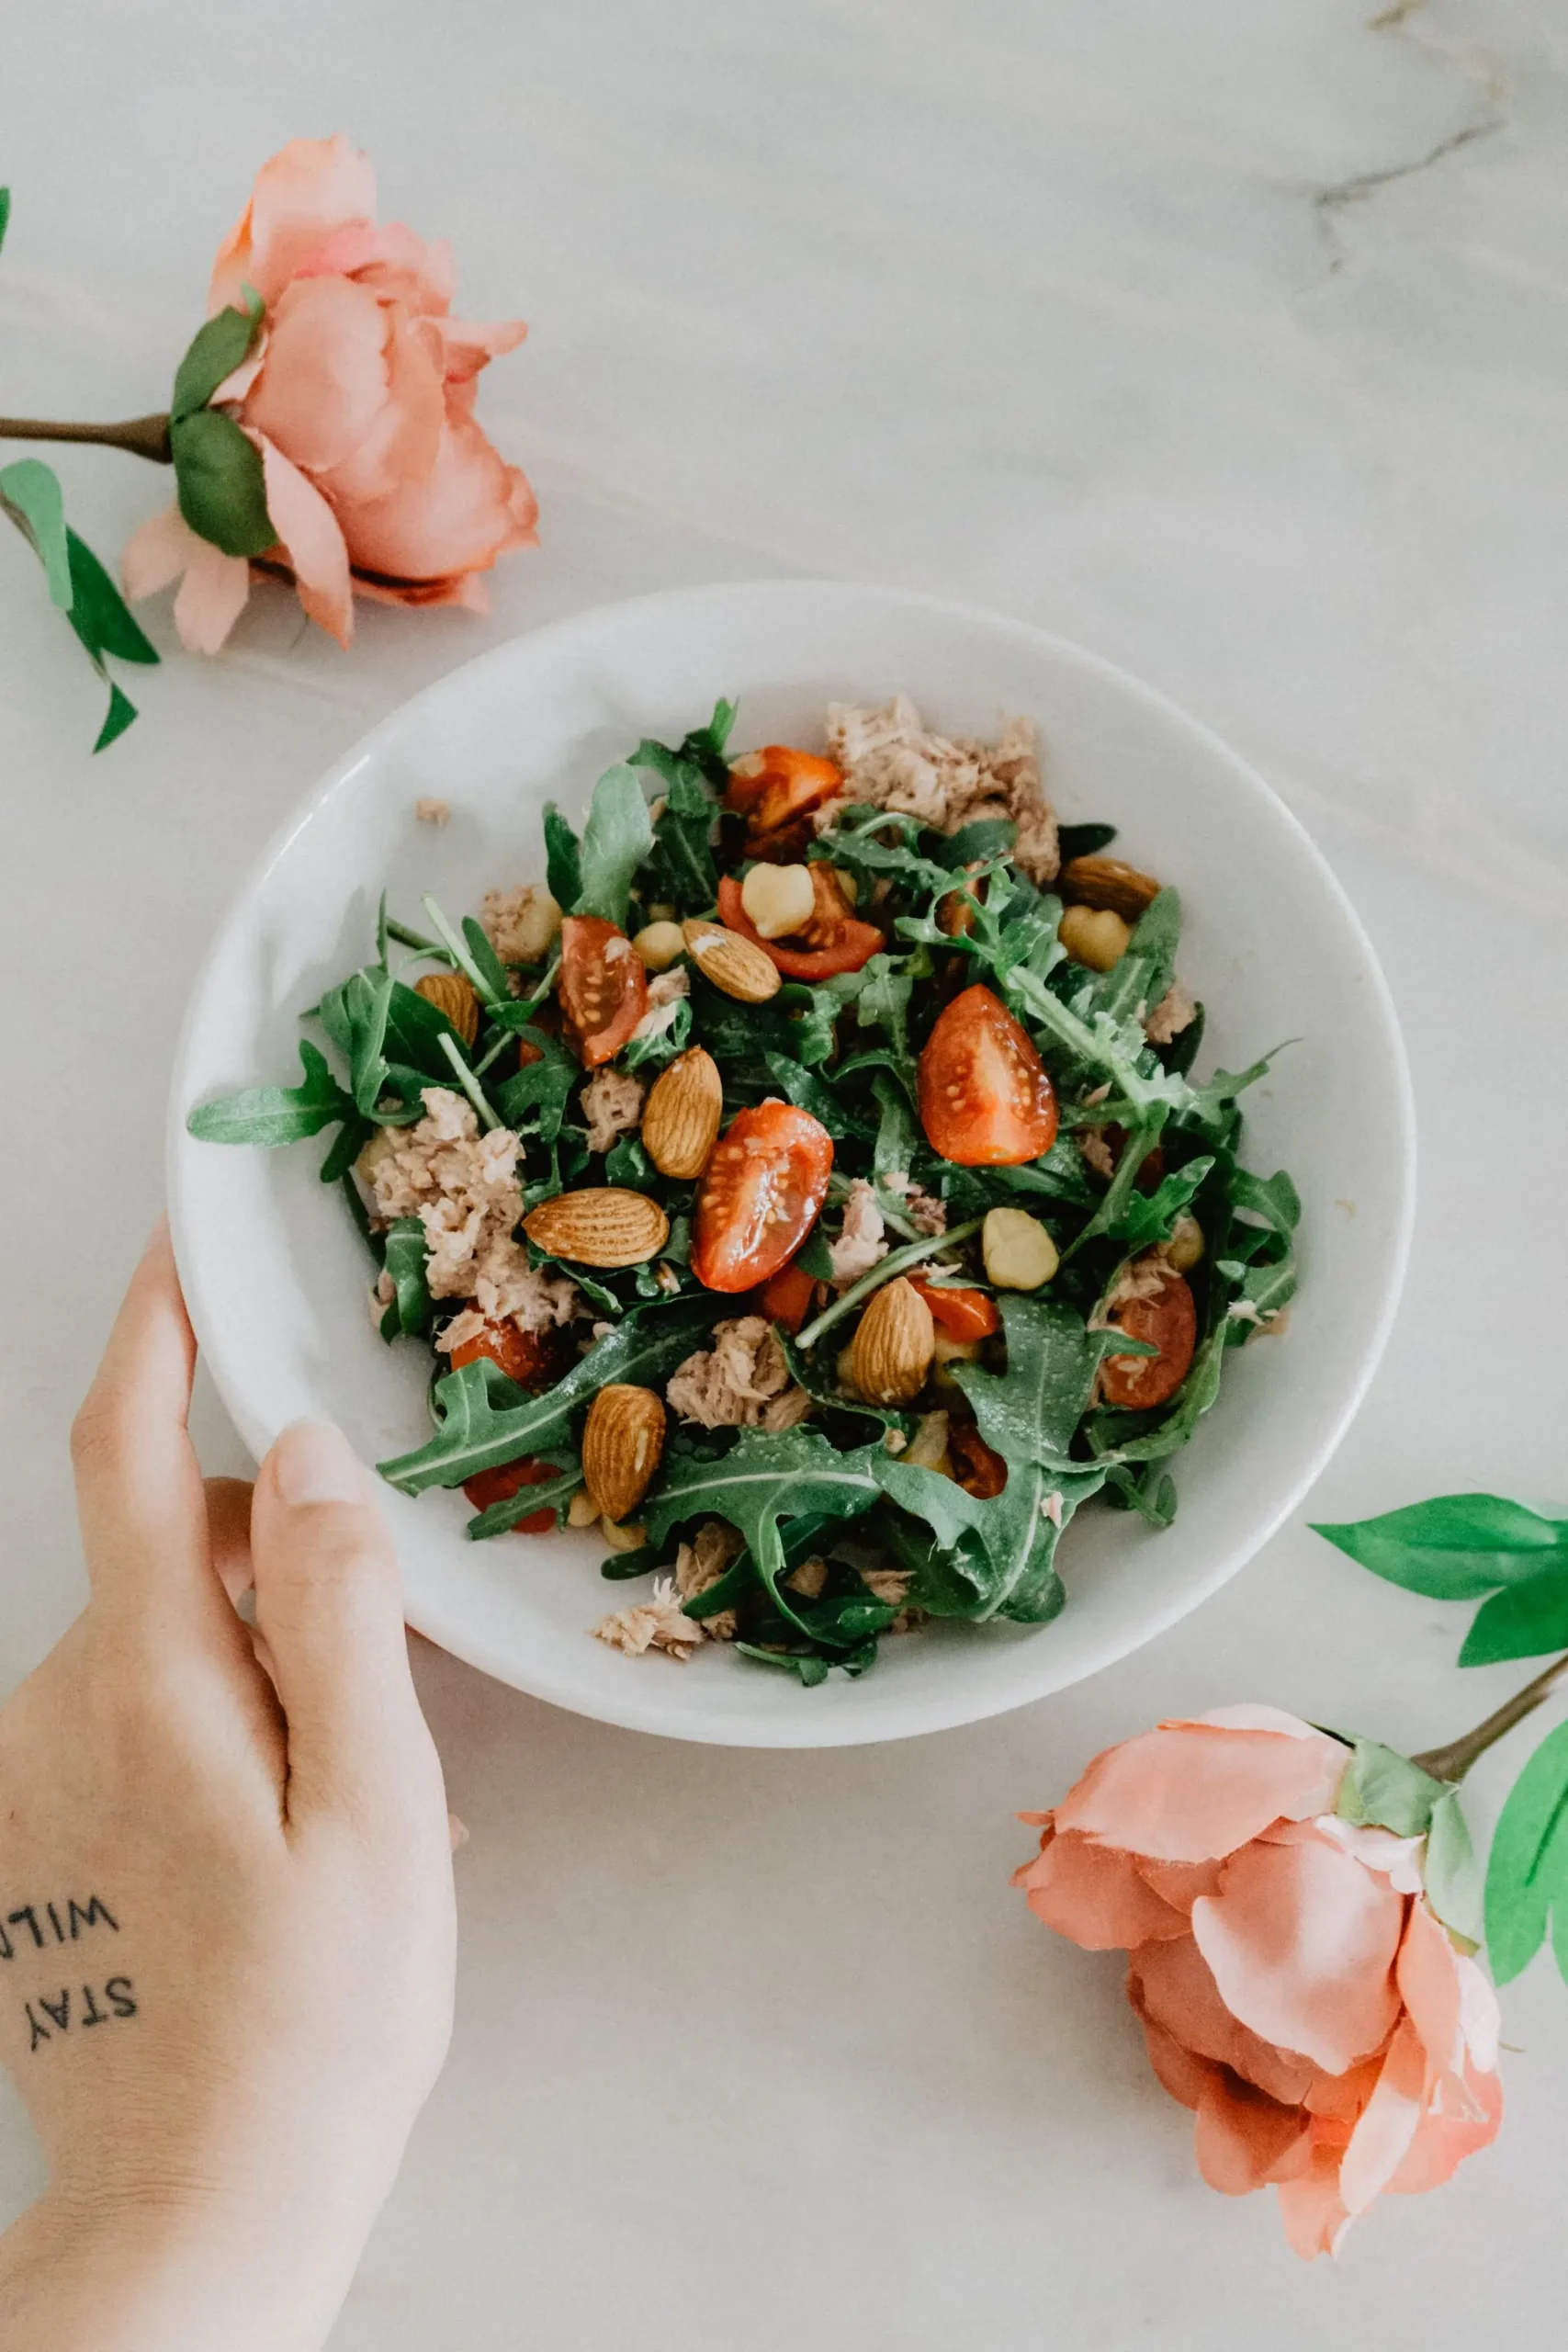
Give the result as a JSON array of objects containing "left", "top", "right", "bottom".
[{"left": 167, "top": 577, "right": 1416, "bottom": 1746}]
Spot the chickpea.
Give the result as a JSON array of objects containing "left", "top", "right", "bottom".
[
  {"left": 632, "top": 921, "right": 687, "bottom": 972},
  {"left": 740, "top": 861, "right": 816, "bottom": 940},
  {"left": 982, "top": 1207, "right": 1060, "bottom": 1291},
  {"left": 1059, "top": 903, "right": 1132, "bottom": 972}
]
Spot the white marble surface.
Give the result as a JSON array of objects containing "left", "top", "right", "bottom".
[{"left": 3, "top": 2, "right": 1567, "bottom": 2344}]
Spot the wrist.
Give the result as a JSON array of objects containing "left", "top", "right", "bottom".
[{"left": 0, "top": 2178, "right": 360, "bottom": 2352}]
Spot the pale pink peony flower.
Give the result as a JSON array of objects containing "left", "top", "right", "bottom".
[
  {"left": 123, "top": 135, "right": 535, "bottom": 650},
  {"left": 1014, "top": 1705, "right": 1502, "bottom": 2258}
]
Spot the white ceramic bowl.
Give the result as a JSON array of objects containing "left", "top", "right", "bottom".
[{"left": 168, "top": 581, "right": 1413, "bottom": 1748}]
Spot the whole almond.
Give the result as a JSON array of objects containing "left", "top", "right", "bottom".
[
  {"left": 414, "top": 968, "right": 480, "bottom": 1046},
  {"left": 581, "top": 1384, "right": 668, "bottom": 1522},
  {"left": 1059, "top": 854, "right": 1161, "bottom": 922},
  {"left": 523, "top": 1187, "right": 670, "bottom": 1268},
  {"left": 642, "top": 1047, "right": 724, "bottom": 1179},
  {"left": 849, "top": 1276, "right": 936, "bottom": 1405},
  {"left": 682, "top": 919, "right": 781, "bottom": 1004}
]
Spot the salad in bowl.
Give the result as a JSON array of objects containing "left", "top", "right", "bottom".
[{"left": 189, "top": 686, "right": 1299, "bottom": 1689}]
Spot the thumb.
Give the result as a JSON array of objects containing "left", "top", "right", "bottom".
[{"left": 249, "top": 1419, "right": 432, "bottom": 1826}]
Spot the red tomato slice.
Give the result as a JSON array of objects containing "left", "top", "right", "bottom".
[
  {"left": 1100, "top": 1266, "right": 1197, "bottom": 1409},
  {"left": 948, "top": 1421, "right": 1008, "bottom": 1498},
  {"left": 725, "top": 745, "right": 842, "bottom": 835},
  {"left": 716, "top": 874, "right": 883, "bottom": 980},
  {"left": 909, "top": 1282, "right": 1000, "bottom": 1341},
  {"left": 558, "top": 915, "right": 648, "bottom": 1068},
  {"left": 461, "top": 1455, "right": 558, "bottom": 1532},
  {"left": 917, "top": 985, "right": 1058, "bottom": 1167},
  {"left": 448, "top": 1317, "right": 559, "bottom": 1390},
  {"left": 755, "top": 1259, "right": 817, "bottom": 1332},
  {"left": 693, "top": 1102, "right": 834, "bottom": 1292}
]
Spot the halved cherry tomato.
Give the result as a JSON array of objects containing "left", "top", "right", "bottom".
[
  {"left": 909, "top": 1281, "right": 1000, "bottom": 1341},
  {"left": 461, "top": 1455, "right": 558, "bottom": 1532},
  {"left": 755, "top": 1258, "right": 818, "bottom": 1332},
  {"left": 917, "top": 985, "right": 1058, "bottom": 1167},
  {"left": 716, "top": 874, "right": 883, "bottom": 980},
  {"left": 448, "top": 1317, "right": 559, "bottom": 1390},
  {"left": 558, "top": 915, "right": 648, "bottom": 1068},
  {"left": 726, "top": 745, "right": 842, "bottom": 837},
  {"left": 1100, "top": 1266, "right": 1197, "bottom": 1409},
  {"left": 693, "top": 1102, "right": 834, "bottom": 1292},
  {"left": 949, "top": 1420, "right": 1008, "bottom": 1498}
]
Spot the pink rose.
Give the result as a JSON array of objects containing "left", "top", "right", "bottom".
[
  {"left": 1015, "top": 1705, "right": 1502, "bottom": 2257},
  {"left": 123, "top": 136, "right": 535, "bottom": 651}
]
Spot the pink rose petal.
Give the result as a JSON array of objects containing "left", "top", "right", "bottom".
[
  {"left": 209, "top": 134, "right": 378, "bottom": 311},
  {"left": 1013, "top": 1826, "right": 1188, "bottom": 1950},
  {"left": 314, "top": 308, "right": 446, "bottom": 510},
  {"left": 1055, "top": 1724, "right": 1348, "bottom": 1863},
  {"left": 1338, "top": 2016, "right": 1427, "bottom": 2214},
  {"left": 1131, "top": 1934, "right": 1317, "bottom": 2105},
  {"left": 336, "top": 413, "right": 536, "bottom": 582},
  {"left": 1194, "top": 2074, "right": 1311, "bottom": 2197},
  {"left": 1191, "top": 1831, "right": 1405, "bottom": 2074},
  {"left": 251, "top": 434, "right": 353, "bottom": 647},
  {"left": 243, "top": 276, "right": 395, "bottom": 477},
  {"left": 1275, "top": 2144, "right": 1351, "bottom": 2261},
  {"left": 120, "top": 506, "right": 250, "bottom": 652}
]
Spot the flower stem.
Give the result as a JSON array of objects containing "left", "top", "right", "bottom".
[
  {"left": 0, "top": 413, "right": 173, "bottom": 462},
  {"left": 1411, "top": 1650, "right": 1568, "bottom": 1784}
]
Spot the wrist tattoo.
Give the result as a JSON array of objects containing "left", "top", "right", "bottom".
[
  {"left": 1, "top": 1894, "right": 118, "bottom": 1959},
  {"left": 3, "top": 1894, "right": 134, "bottom": 2052}
]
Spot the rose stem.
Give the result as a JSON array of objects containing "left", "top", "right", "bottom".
[
  {"left": 1411, "top": 1650, "right": 1568, "bottom": 1784},
  {"left": 0, "top": 413, "right": 173, "bottom": 462}
]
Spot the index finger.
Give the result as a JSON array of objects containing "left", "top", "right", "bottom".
[{"left": 71, "top": 1220, "right": 222, "bottom": 1620}]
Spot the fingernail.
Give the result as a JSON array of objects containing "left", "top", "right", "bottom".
[{"left": 272, "top": 1419, "right": 365, "bottom": 1507}]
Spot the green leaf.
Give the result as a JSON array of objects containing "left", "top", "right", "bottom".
[
  {"left": 1055, "top": 821, "right": 1118, "bottom": 863},
  {"left": 318, "top": 1114, "right": 373, "bottom": 1185},
  {"left": 171, "top": 286, "right": 265, "bottom": 421},
  {"left": 642, "top": 1426, "right": 886, "bottom": 1643},
  {"left": 1424, "top": 1790, "right": 1483, "bottom": 1944},
  {"left": 936, "top": 817, "right": 1016, "bottom": 868},
  {"left": 1312, "top": 1495, "right": 1568, "bottom": 1600},
  {"left": 1106, "top": 1157, "right": 1214, "bottom": 1251},
  {"left": 65, "top": 530, "right": 157, "bottom": 664},
  {"left": 1483, "top": 1716, "right": 1568, "bottom": 1984},
  {"left": 378, "top": 1299, "right": 717, "bottom": 1494},
  {"left": 0, "top": 458, "right": 72, "bottom": 606},
  {"left": 0, "top": 187, "right": 10, "bottom": 259},
  {"left": 1459, "top": 1568, "right": 1568, "bottom": 1667},
  {"left": 93, "top": 683, "right": 140, "bottom": 752},
  {"left": 378, "top": 1218, "right": 433, "bottom": 1340},
  {"left": 468, "top": 1464, "right": 583, "bottom": 1542},
  {"left": 170, "top": 407, "right": 275, "bottom": 557},
  {"left": 494, "top": 1029, "right": 577, "bottom": 1142},
  {"left": 795, "top": 1228, "right": 835, "bottom": 1283},
  {"left": 542, "top": 805, "right": 582, "bottom": 912},
  {"left": 462, "top": 915, "right": 512, "bottom": 1001},
  {"left": 762, "top": 1052, "right": 872, "bottom": 1143},
  {"left": 604, "top": 1134, "right": 652, "bottom": 1186},
  {"left": 349, "top": 965, "right": 396, "bottom": 1115},
  {"left": 1334, "top": 1740, "right": 1447, "bottom": 1837},
  {"left": 638, "top": 757, "right": 718, "bottom": 913},
  {"left": 950, "top": 1293, "right": 1111, "bottom": 1468},
  {"left": 186, "top": 1039, "right": 356, "bottom": 1147},
  {"left": 573, "top": 763, "right": 654, "bottom": 930}
]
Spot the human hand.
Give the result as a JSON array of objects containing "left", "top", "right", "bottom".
[{"left": 0, "top": 1227, "right": 457, "bottom": 2352}]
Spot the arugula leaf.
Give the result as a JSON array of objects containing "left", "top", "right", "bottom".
[
  {"left": 936, "top": 817, "right": 1017, "bottom": 868},
  {"left": 874, "top": 1459, "right": 1104, "bottom": 1623},
  {"left": 1483, "top": 1716, "right": 1568, "bottom": 1985},
  {"left": 0, "top": 187, "right": 9, "bottom": 258},
  {"left": 604, "top": 1134, "right": 653, "bottom": 1186},
  {"left": 1334, "top": 1740, "right": 1446, "bottom": 1837},
  {"left": 379, "top": 1300, "right": 716, "bottom": 1493},
  {"left": 573, "top": 763, "right": 654, "bottom": 929},
  {"left": 623, "top": 991, "right": 694, "bottom": 1071},
  {"left": 186, "top": 1040, "right": 356, "bottom": 1147},
  {"left": 641, "top": 1427, "right": 886, "bottom": 1643},
  {"left": 493, "top": 1028, "right": 577, "bottom": 1142},
  {"left": 951, "top": 1294, "right": 1111, "bottom": 1468},
  {"left": 543, "top": 805, "right": 582, "bottom": 912},
  {"left": 1104, "top": 1156, "right": 1214, "bottom": 1251},
  {"left": 318, "top": 1114, "right": 373, "bottom": 1185},
  {"left": 635, "top": 754, "right": 718, "bottom": 914},
  {"left": 467, "top": 1462, "right": 583, "bottom": 1541},
  {"left": 378, "top": 1218, "right": 433, "bottom": 1340},
  {"left": 462, "top": 916, "right": 512, "bottom": 1002},
  {"left": 1055, "top": 821, "right": 1118, "bottom": 863},
  {"left": 763, "top": 1052, "right": 873, "bottom": 1142}
]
